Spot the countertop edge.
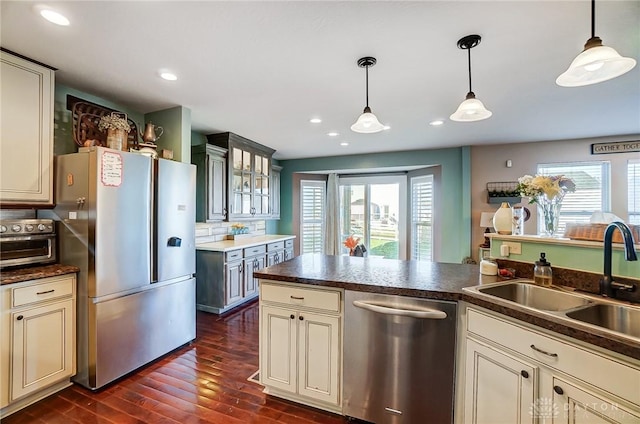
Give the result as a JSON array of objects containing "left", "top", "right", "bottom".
[
  {"left": 1, "top": 264, "right": 80, "bottom": 285},
  {"left": 196, "top": 234, "right": 295, "bottom": 252},
  {"left": 255, "top": 272, "right": 640, "bottom": 362}
]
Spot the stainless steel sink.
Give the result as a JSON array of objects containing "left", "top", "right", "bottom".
[
  {"left": 566, "top": 304, "right": 640, "bottom": 339},
  {"left": 476, "top": 282, "right": 593, "bottom": 311}
]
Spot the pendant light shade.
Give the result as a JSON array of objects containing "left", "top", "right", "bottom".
[
  {"left": 351, "top": 57, "right": 385, "bottom": 134},
  {"left": 557, "top": 0, "right": 636, "bottom": 87},
  {"left": 450, "top": 35, "right": 492, "bottom": 123}
]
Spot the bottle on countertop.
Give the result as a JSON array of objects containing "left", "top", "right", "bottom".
[{"left": 534, "top": 252, "right": 553, "bottom": 287}]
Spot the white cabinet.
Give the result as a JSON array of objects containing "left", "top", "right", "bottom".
[
  {"left": 1, "top": 274, "right": 76, "bottom": 417},
  {"left": 259, "top": 281, "right": 342, "bottom": 413},
  {"left": 224, "top": 258, "right": 244, "bottom": 306},
  {"left": 464, "top": 338, "right": 537, "bottom": 424},
  {"left": 0, "top": 51, "right": 55, "bottom": 205},
  {"left": 267, "top": 239, "right": 294, "bottom": 266},
  {"left": 460, "top": 306, "right": 640, "bottom": 424}
]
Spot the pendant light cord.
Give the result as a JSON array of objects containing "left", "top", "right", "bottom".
[
  {"left": 467, "top": 48, "right": 473, "bottom": 93},
  {"left": 365, "top": 64, "right": 370, "bottom": 108},
  {"left": 591, "top": 0, "right": 595, "bottom": 38}
]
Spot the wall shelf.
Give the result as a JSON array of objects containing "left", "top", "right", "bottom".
[{"left": 486, "top": 181, "right": 521, "bottom": 204}]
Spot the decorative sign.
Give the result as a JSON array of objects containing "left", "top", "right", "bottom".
[
  {"left": 101, "top": 151, "right": 123, "bottom": 187},
  {"left": 591, "top": 140, "right": 640, "bottom": 155}
]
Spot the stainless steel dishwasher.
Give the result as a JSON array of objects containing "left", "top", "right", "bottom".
[{"left": 343, "top": 290, "right": 457, "bottom": 424}]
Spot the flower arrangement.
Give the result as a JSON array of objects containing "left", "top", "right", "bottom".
[
  {"left": 343, "top": 235, "right": 360, "bottom": 251},
  {"left": 516, "top": 174, "right": 576, "bottom": 203},
  {"left": 230, "top": 223, "right": 249, "bottom": 235},
  {"left": 98, "top": 113, "right": 131, "bottom": 132},
  {"left": 517, "top": 174, "right": 576, "bottom": 237}
]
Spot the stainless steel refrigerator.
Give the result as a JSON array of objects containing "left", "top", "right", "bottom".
[{"left": 54, "top": 147, "right": 196, "bottom": 390}]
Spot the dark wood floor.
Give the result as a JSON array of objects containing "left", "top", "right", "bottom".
[{"left": 3, "top": 300, "right": 350, "bottom": 424}]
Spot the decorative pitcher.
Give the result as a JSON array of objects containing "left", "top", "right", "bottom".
[{"left": 140, "top": 122, "right": 164, "bottom": 143}]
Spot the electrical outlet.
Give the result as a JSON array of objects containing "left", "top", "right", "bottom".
[{"left": 503, "top": 241, "right": 522, "bottom": 255}]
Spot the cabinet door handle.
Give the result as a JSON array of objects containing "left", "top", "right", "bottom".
[
  {"left": 553, "top": 385, "right": 564, "bottom": 395},
  {"left": 290, "top": 295, "right": 304, "bottom": 300},
  {"left": 299, "top": 315, "right": 304, "bottom": 321},
  {"left": 530, "top": 344, "right": 558, "bottom": 358},
  {"left": 16, "top": 315, "right": 24, "bottom": 321},
  {"left": 36, "top": 289, "right": 55, "bottom": 295},
  {"left": 223, "top": 208, "right": 227, "bottom": 218},
  {"left": 238, "top": 264, "right": 243, "bottom": 273},
  {"left": 290, "top": 314, "right": 295, "bottom": 320},
  {"left": 520, "top": 370, "right": 529, "bottom": 379}
]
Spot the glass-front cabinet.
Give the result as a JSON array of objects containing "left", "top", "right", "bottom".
[{"left": 208, "top": 132, "right": 275, "bottom": 220}]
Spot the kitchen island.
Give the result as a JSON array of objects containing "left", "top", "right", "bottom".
[{"left": 255, "top": 254, "right": 640, "bottom": 423}]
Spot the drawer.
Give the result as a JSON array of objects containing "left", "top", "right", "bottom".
[
  {"left": 267, "top": 241, "right": 285, "bottom": 251},
  {"left": 226, "top": 249, "right": 243, "bottom": 262},
  {"left": 261, "top": 282, "right": 341, "bottom": 313},
  {"left": 244, "top": 244, "right": 266, "bottom": 258},
  {"left": 467, "top": 307, "right": 640, "bottom": 405},
  {"left": 12, "top": 276, "right": 75, "bottom": 308},
  {"left": 284, "top": 239, "right": 293, "bottom": 248}
]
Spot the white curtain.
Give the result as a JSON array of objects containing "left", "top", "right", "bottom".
[{"left": 324, "top": 173, "right": 341, "bottom": 255}]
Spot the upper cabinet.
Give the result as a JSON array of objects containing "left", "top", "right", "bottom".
[
  {"left": 0, "top": 51, "right": 55, "bottom": 206},
  {"left": 192, "top": 144, "right": 227, "bottom": 222},
  {"left": 207, "top": 132, "right": 275, "bottom": 220},
  {"left": 271, "top": 165, "right": 282, "bottom": 220}
]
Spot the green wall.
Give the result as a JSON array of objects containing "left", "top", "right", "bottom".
[
  {"left": 275, "top": 147, "right": 471, "bottom": 264},
  {"left": 491, "top": 237, "right": 640, "bottom": 279},
  {"left": 145, "top": 106, "right": 191, "bottom": 163}
]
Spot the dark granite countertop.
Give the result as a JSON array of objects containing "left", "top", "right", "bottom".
[
  {"left": 1, "top": 264, "right": 80, "bottom": 285},
  {"left": 255, "top": 254, "right": 640, "bottom": 361}
]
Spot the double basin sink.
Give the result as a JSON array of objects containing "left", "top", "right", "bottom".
[{"left": 464, "top": 280, "right": 640, "bottom": 341}]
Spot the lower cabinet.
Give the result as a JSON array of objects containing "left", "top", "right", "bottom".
[
  {"left": 461, "top": 306, "right": 640, "bottom": 424},
  {"left": 259, "top": 281, "right": 342, "bottom": 413},
  {"left": 196, "top": 239, "right": 294, "bottom": 314},
  {"left": 1, "top": 274, "right": 77, "bottom": 417}
]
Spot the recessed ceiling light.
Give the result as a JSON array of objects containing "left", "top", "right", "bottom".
[
  {"left": 340, "top": 142, "right": 349, "bottom": 146},
  {"left": 383, "top": 125, "right": 391, "bottom": 130},
  {"left": 429, "top": 120, "right": 445, "bottom": 126},
  {"left": 309, "top": 118, "right": 322, "bottom": 124},
  {"left": 159, "top": 72, "right": 178, "bottom": 81},
  {"left": 35, "top": 5, "right": 70, "bottom": 26},
  {"left": 327, "top": 132, "right": 339, "bottom": 137}
]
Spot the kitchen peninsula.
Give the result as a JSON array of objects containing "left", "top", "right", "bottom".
[{"left": 255, "top": 254, "right": 640, "bottom": 423}]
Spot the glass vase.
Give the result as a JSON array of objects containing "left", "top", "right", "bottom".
[{"left": 537, "top": 194, "right": 563, "bottom": 237}]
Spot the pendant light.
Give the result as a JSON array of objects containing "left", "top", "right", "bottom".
[
  {"left": 556, "top": 0, "right": 636, "bottom": 87},
  {"left": 351, "top": 57, "right": 385, "bottom": 134},
  {"left": 450, "top": 35, "right": 492, "bottom": 122}
]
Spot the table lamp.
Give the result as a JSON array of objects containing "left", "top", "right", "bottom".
[{"left": 479, "top": 212, "right": 495, "bottom": 248}]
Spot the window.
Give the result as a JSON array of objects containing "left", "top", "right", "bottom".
[
  {"left": 300, "top": 180, "right": 325, "bottom": 254},
  {"left": 629, "top": 160, "right": 640, "bottom": 225},
  {"left": 537, "top": 161, "right": 610, "bottom": 234},
  {"left": 339, "top": 175, "right": 407, "bottom": 259},
  {"left": 410, "top": 175, "right": 434, "bottom": 261}
]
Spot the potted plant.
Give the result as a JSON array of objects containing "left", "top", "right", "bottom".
[{"left": 99, "top": 113, "right": 131, "bottom": 151}]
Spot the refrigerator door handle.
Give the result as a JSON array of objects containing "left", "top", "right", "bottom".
[{"left": 167, "top": 237, "right": 182, "bottom": 247}]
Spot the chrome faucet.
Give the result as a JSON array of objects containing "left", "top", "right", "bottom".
[{"left": 599, "top": 222, "right": 638, "bottom": 298}]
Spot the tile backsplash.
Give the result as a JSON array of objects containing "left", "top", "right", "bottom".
[{"left": 195, "top": 220, "right": 266, "bottom": 243}]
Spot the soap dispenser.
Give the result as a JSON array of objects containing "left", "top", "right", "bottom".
[{"left": 534, "top": 252, "right": 552, "bottom": 287}]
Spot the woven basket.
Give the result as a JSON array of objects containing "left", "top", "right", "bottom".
[{"left": 564, "top": 223, "right": 640, "bottom": 244}]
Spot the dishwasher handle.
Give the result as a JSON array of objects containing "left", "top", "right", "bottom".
[{"left": 353, "top": 300, "right": 447, "bottom": 319}]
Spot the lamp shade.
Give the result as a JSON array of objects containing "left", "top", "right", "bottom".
[
  {"left": 556, "top": 43, "right": 636, "bottom": 87},
  {"left": 480, "top": 212, "right": 495, "bottom": 228},
  {"left": 450, "top": 93, "right": 492, "bottom": 122},
  {"left": 351, "top": 106, "right": 385, "bottom": 133}
]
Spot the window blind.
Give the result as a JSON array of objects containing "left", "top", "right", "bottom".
[
  {"left": 537, "top": 162, "right": 610, "bottom": 234},
  {"left": 300, "top": 180, "right": 326, "bottom": 254},
  {"left": 629, "top": 160, "right": 640, "bottom": 225},
  {"left": 411, "top": 175, "right": 433, "bottom": 261}
]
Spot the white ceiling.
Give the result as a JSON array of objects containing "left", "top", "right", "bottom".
[{"left": 1, "top": 1, "right": 639, "bottom": 160}]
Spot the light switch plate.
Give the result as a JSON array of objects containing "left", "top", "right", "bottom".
[{"left": 503, "top": 241, "right": 522, "bottom": 255}]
